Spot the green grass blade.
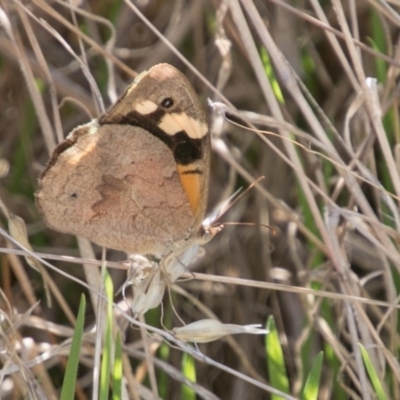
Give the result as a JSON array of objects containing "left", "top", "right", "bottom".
[
  {"left": 266, "top": 316, "right": 290, "bottom": 398},
  {"left": 370, "top": 9, "right": 387, "bottom": 84},
  {"left": 99, "top": 271, "right": 114, "bottom": 400},
  {"left": 158, "top": 343, "right": 170, "bottom": 399},
  {"left": 359, "top": 344, "right": 387, "bottom": 400},
  {"left": 301, "top": 351, "right": 323, "bottom": 400},
  {"left": 260, "top": 47, "right": 284, "bottom": 104},
  {"left": 112, "top": 331, "right": 123, "bottom": 400},
  {"left": 180, "top": 352, "right": 196, "bottom": 400},
  {"left": 60, "top": 294, "right": 86, "bottom": 400}
]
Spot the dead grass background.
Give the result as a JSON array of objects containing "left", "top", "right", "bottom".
[{"left": 1, "top": 0, "right": 400, "bottom": 399}]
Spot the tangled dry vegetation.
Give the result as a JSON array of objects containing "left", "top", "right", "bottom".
[{"left": 1, "top": 1, "right": 400, "bottom": 399}]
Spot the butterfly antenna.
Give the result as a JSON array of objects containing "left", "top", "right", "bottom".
[{"left": 206, "top": 176, "right": 265, "bottom": 227}]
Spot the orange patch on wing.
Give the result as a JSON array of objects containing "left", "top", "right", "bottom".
[{"left": 177, "top": 164, "right": 201, "bottom": 216}]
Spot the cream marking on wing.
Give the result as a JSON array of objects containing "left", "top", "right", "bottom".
[
  {"left": 66, "top": 121, "right": 98, "bottom": 140},
  {"left": 187, "top": 113, "right": 207, "bottom": 141},
  {"left": 125, "top": 82, "right": 138, "bottom": 95},
  {"left": 63, "top": 134, "right": 99, "bottom": 166},
  {"left": 134, "top": 100, "right": 158, "bottom": 115},
  {"left": 158, "top": 113, "right": 207, "bottom": 139}
]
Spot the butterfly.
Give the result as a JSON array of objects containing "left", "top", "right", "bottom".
[{"left": 36, "top": 64, "right": 211, "bottom": 260}]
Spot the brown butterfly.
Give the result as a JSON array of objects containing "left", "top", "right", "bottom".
[{"left": 36, "top": 64, "right": 210, "bottom": 259}]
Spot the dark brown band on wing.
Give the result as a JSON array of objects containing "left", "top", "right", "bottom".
[
  {"left": 100, "top": 111, "right": 206, "bottom": 166},
  {"left": 181, "top": 168, "right": 202, "bottom": 175}
]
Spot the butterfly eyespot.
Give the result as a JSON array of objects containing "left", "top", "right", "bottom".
[{"left": 161, "top": 97, "right": 174, "bottom": 108}]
